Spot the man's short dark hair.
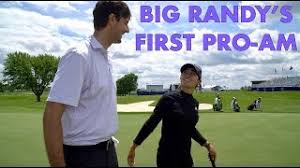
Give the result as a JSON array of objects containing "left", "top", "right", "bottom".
[{"left": 93, "top": 1, "right": 131, "bottom": 30}]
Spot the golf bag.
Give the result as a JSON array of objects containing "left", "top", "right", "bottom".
[
  {"left": 233, "top": 104, "right": 240, "bottom": 112},
  {"left": 247, "top": 102, "right": 255, "bottom": 110},
  {"left": 213, "top": 99, "right": 222, "bottom": 111},
  {"left": 213, "top": 103, "right": 222, "bottom": 111}
]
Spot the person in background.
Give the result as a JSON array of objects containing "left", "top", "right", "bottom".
[
  {"left": 213, "top": 93, "right": 223, "bottom": 112},
  {"left": 231, "top": 97, "right": 240, "bottom": 112},
  {"left": 248, "top": 97, "right": 262, "bottom": 111},
  {"left": 255, "top": 97, "right": 262, "bottom": 110}
]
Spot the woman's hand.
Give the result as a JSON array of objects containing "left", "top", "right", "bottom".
[
  {"left": 127, "top": 143, "right": 138, "bottom": 167},
  {"left": 205, "top": 142, "right": 217, "bottom": 161}
]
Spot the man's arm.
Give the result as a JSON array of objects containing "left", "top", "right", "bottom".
[{"left": 43, "top": 101, "right": 66, "bottom": 167}]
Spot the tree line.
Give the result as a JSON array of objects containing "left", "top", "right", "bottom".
[{"left": 0, "top": 51, "right": 138, "bottom": 102}]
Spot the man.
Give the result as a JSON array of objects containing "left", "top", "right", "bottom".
[
  {"left": 255, "top": 97, "right": 262, "bottom": 110},
  {"left": 43, "top": 1, "right": 131, "bottom": 167},
  {"left": 248, "top": 97, "right": 262, "bottom": 111}
]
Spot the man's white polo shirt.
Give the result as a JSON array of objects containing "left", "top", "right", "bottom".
[{"left": 47, "top": 35, "right": 118, "bottom": 146}]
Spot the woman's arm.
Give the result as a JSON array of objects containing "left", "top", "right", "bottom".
[
  {"left": 191, "top": 127, "right": 207, "bottom": 146},
  {"left": 127, "top": 95, "right": 173, "bottom": 167},
  {"left": 192, "top": 128, "right": 217, "bottom": 161},
  {"left": 127, "top": 143, "right": 138, "bottom": 167},
  {"left": 133, "top": 95, "right": 172, "bottom": 145}
]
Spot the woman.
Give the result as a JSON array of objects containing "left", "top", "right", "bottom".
[{"left": 127, "top": 63, "right": 217, "bottom": 167}]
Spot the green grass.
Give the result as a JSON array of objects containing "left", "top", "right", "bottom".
[
  {"left": 0, "top": 92, "right": 47, "bottom": 114},
  {"left": 0, "top": 91, "right": 300, "bottom": 166},
  {"left": 0, "top": 113, "right": 48, "bottom": 166},
  {"left": 116, "top": 113, "right": 300, "bottom": 167}
]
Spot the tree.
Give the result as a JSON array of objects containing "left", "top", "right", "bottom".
[
  {"left": 0, "top": 81, "right": 4, "bottom": 92},
  {"left": 240, "top": 86, "right": 251, "bottom": 91},
  {"left": 0, "top": 82, "right": 14, "bottom": 92},
  {"left": 116, "top": 73, "right": 138, "bottom": 96},
  {"left": 3, "top": 51, "right": 59, "bottom": 102}
]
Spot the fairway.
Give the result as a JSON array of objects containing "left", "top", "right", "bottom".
[{"left": 0, "top": 91, "right": 300, "bottom": 166}]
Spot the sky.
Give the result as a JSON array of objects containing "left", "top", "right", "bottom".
[{"left": 0, "top": 1, "right": 300, "bottom": 89}]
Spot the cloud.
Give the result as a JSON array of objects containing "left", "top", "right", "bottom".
[
  {"left": 58, "top": 26, "right": 83, "bottom": 38},
  {"left": 203, "top": 62, "right": 300, "bottom": 89},
  {"left": 0, "top": 7, "right": 93, "bottom": 57},
  {"left": 0, "top": 52, "right": 5, "bottom": 65},
  {"left": 0, "top": 1, "right": 22, "bottom": 8},
  {"left": 21, "top": 1, "right": 79, "bottom": 12},
  {"left": 85, "top": 7, "right": 94, "bottom": 21},
  {"left": 109, "top": 26, "right": 300, "bottom": 89},
  {"left": 237, "top": 1, "right": 300, "bottom": 30},
  {"left": 0, "top": 2, "right": 299, "bottom": 89},
  {"left": 0, "top": 49, "right": 5, "bottom": 80},
  {"left": 237, "top": 1, "right": 273, "bottom": 30}
]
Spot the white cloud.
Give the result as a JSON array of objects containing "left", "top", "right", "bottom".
[
  {"left": 237, "top": 1, "right": 300, "bottom": 30},
  {"left": 69, "top": 1, "right": 90, "bottom": 5},
  {"left": 0, "top": 7, "right": 93, "bottom": 57},
  {"left": 0, "top": 2, "right": 299, "bottom": 89},
  {"left": 203, "top": 61, "right": 300, "bottom": 89},
  {"left": 108, "top": 17, "right": 300, "bottom": 88},
  {"left": 128, "top": 16, "right": 145, "bottom": 34},
  {"left": 22, "top": 1, "right": 79, "bottom": 12},
  {"left": 85, "top": 7, "right": 93, "bottom": 21},
  {"left": 237, "top": 1, "right": 270, "bottom": 30}
]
